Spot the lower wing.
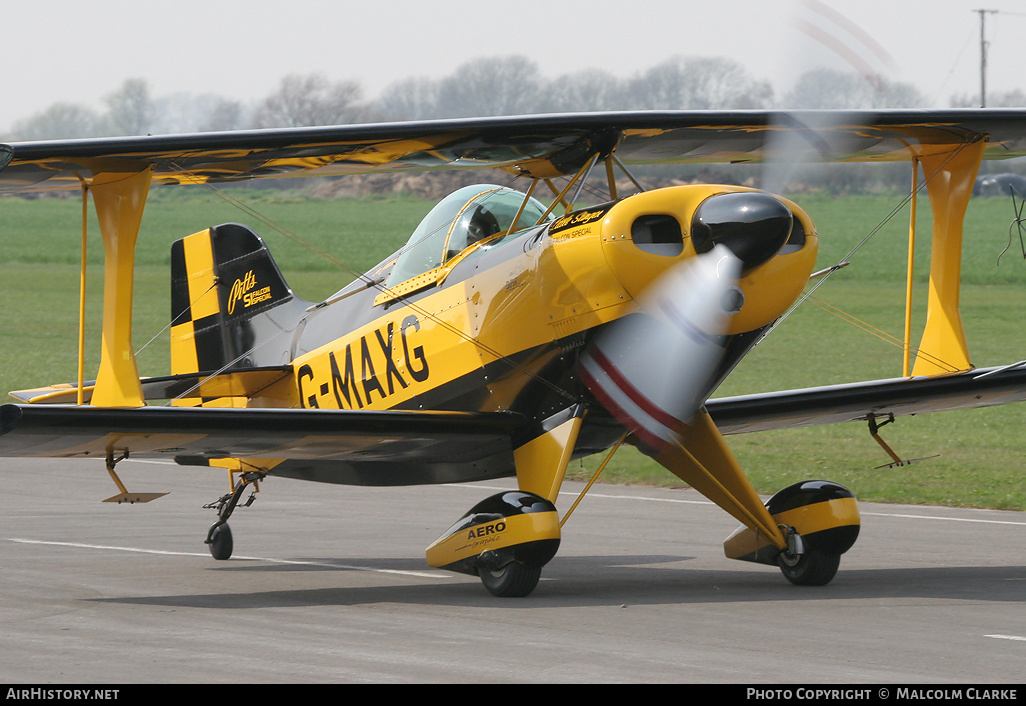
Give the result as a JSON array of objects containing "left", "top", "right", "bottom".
[
  {"left": 3, "top": 364, "right": 1025, "bottom": 484},
  {"left": 708, "top": 364, "right": 1026, "bottom": 433},
  {"left": 0, "top": 403, "right": 527, "bottom": 486}
]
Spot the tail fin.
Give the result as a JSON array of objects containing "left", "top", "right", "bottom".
[{"left": 170, "top": 223, "right": 309, "bottom": 378}]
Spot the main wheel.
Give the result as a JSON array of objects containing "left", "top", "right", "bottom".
[
  {"left": 479, "top": 562, "right": 542, "bottom": 597},
  {"left": 208, "top": 523, "right": 233, "bottom": 560},
  {"left": 778, "top": 547, "right": 840, "bottom": 586}
]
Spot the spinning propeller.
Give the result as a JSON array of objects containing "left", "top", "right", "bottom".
[{"left": 579, "top": 192, "right": 795, "bottom": 451}]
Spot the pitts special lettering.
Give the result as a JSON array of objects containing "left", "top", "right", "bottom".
[
  {"left": 228, "top": 270, "right": 272, "bottom": 315},
  {"left": 549, "top": 205, "right": 611, "bottom": 235},
  {"left": 298, "top": 315, "right": 430, "bottom": 409}
]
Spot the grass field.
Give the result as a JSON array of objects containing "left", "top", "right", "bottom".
[{"left": 1, "top": 184, "right": 1024, "bottom": 510}]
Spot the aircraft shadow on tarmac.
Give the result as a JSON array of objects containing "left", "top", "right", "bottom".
[{"left": 86, "top": 555, "right": 1026, "bottom": 609}]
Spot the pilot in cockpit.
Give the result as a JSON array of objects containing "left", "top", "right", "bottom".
[
  {"left": 464, "top": 205, "right": 501, "bottom": 246},
  {"left": 385, "top": 185, "right": 547, "bottom": 289}
]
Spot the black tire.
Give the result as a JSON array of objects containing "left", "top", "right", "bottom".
[
  {"left": 208, "top": 523, "right": 233, "bottom": 560},
  {"left": 778, "top": 548, "right": 840, "bottom": 586},
  {"left": 479, "top": 562, "right": 542, "bottom": 597}
]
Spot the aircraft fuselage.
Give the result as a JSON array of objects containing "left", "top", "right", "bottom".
[{"left": 239, "top": 183, "right": 818, "bottom": 485}]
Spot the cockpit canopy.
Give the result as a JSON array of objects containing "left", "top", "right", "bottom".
[{"left": 386, "top": 184, "right": 548, "bottom": 287}]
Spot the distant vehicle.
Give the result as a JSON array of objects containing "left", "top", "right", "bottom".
[{"left": 973, "top": 173, "right": 1026, "bottom": 197}]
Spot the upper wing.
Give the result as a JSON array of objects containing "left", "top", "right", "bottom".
[
  {"left": 3, "top": 110, "right": 1026, "bottom": 193},
  {"left": 707, "top": 364, "right": 1026, "bottom": 434}
]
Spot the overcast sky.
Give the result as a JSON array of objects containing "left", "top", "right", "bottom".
[{"left": 2, "top": 0, "right": 1024, "bottom": 132}]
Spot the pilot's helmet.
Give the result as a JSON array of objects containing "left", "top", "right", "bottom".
[{"left": 466, "top": 206, "right": 501, "bottom": 244}]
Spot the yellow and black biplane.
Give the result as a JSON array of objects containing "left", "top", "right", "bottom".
[{"left": 2, "top": 110, "right": 1025, "bottom": 596}]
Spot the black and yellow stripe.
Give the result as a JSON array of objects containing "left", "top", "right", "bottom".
[
  {"left": 724, "top": 481, "right": 861, "bottom": 565},
  {"left": 169, "top": 224, "right": 309, "bottom": 408}
]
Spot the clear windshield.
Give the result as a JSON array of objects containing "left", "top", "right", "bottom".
[{"left": 385, "top": 184, "right": 547, "bottom": 287}]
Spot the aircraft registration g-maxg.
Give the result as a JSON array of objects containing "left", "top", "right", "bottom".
[{"left": 2, "top": 110, "right": 1026, "bottom": 597}]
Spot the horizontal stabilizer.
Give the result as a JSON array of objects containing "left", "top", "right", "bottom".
[{"left": 8, "top": 367, "right": 292, "bottom": 405}]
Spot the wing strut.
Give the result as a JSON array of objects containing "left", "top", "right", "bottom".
[
  {"left": 911, "top": 139, "right": 986, "bottom": 376},
  {"left": 902, "top": 157, "right": 919, "bottom": 378},
  {"left": 77, "top": 183, "right": 89, "bottom": 405},
  {"left": 89, "top": 168, "right": 153, "bottom": 408}
]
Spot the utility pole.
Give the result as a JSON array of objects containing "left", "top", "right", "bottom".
[{"left": 977, "top": 9, "right": 998, "bottom": 107}]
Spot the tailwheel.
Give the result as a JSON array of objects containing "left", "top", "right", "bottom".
[
  {"left": 777, "top": 547, "right": 840, "bottom": 586},
  {"left": 208, "top": 522, "right": 233, "bottom": 560},
  {"left": 478, "top": 561, "right": 542, "bottom": 597}
]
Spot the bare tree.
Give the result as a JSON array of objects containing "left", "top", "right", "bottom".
[
  {"left": 251, "top": 73, "right": 365, "bottom": 128},
  {"left": 9, "top": 102, "right": 102, "bottom": 140},
  {"left": 949, "top": 88, "right": 1026, "bottom": 108},
  {"left": 103, "top": 78, "right": 155, "bottom": 135},
  {"left": 435, "top": 56, "right": 544, "bottom": 117},
  {"left": 624, "top": 56, "right": 774, "bottom": 109},
  {"left": 150, "top": 93, "right": 248, "bottom": 135},
  {"left": 200, "top": 98, "right": 247, "bottom": 132},
  {"left": 539, "top": 69, "right": 629, "bottom": 113},
  {"left": 783, "top": 68, "right": 925, "bottom": 109},
  {"left": 375, "top": 76, "right": 441, "bottom": 121}
]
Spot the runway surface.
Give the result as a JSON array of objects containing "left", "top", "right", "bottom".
[{"left": 0, "top": 456, "right": 1023, "bottom": 684}]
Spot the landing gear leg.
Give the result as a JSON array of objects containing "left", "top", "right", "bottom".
[{"left": 203, "top": 470, "right": 263, "bottom": 560}]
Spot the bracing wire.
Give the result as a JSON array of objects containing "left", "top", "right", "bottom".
[
  {"left": 134, "top": 280, "right": 218, "bottom": 359},
  {"left": 807, "top": 296, "right": 963, "bottom": 374},
  {"left": 996, "top": 188, "right": 1026, "bottom": 266}
]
